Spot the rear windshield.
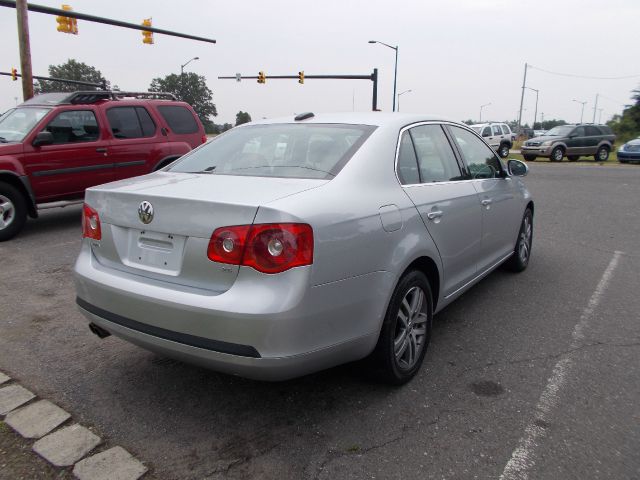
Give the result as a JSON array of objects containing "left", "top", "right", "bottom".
[
  {"left": 157, "top": 105, "right": 199, "bottom": 134},
  {"left": 168, "top": 123, "right": 376, "bottom": 179}
]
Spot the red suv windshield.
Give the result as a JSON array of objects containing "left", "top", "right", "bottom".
[{"left": 0, "top": 107, "right": 50, "bottom": 142}]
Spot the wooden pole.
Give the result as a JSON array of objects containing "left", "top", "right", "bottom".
[{"left": 16, "top": 0, "right": 34, "bottom": 100}]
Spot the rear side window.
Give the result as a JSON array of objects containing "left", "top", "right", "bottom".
[
  {"left": 157, "top": 105, "right": 199, "bottom": 134},
  {"left": 585, "top": 126, "right": 601, "bottom": 136},
  {"left": 600, "top": 126, "right": 612, "bottom": 135},
  {"left": 501, "top": 125, "right": 511, "bottom": 135},
  {"left": 572, "top": 127, "right": 586, "bottom": 137},
  {"left": 106, "top": 107, "right": 156, "bottom": 139},
  {"left": 409, "top": 125, "right": 463, "bottom": 183},
  {"left": 397, "top": 131, "right": 420, "bottom": 185},
  {"left": 492, "top": 125, "right": 502, "bottom": 136},
  {"left": 168, "top": 123, "right": 375, "bottom": 179}
]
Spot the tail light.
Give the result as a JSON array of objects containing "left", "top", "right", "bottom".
[
  {"left": 82, "top": 203, "right": 101, "bottom": 240},
  {"left": 201, "top": 135, "right": 208, "bottom": 144},
  {"left": 208, "top": 223, "right": 313, "bottom": 274}
]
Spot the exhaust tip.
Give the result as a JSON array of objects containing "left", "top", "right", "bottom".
[{"left": 89, "top": 322, "right": 111, "bottom": 339}]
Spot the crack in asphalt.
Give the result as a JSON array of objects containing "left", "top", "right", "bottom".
[{"left": 311, "top": 407, "right": 468, "bottom": 479}]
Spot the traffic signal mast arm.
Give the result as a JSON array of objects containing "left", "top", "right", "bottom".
[
  {"left": 219, "top": 69, "right": 379, "bottom": 111},
  {"left": 0, "top": 0, "right": 216, "bottom": 44}
]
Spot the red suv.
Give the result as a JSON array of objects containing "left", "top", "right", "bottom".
[{"left": 0, "top": 91, "right": 206, "bottom": 240}]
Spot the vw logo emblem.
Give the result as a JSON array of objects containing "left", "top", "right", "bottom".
[{"left": 138, "top": 201, "right": 154, "bottom": 224}]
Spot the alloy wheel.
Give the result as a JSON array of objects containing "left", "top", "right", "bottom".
[
  {"left": 0, "top": 194, "right": 16, "bottom": 231},
  {"left": 519, "top": 215, "right": 532, "bottom": 264},
  {"left": 394, "top": 286, "right": 428, "bottom": 370}
]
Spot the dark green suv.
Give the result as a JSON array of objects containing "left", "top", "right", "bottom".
[{"left": 521, "top": 124, "right": 616, "bottom": 162}]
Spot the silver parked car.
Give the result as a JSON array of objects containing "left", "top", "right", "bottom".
[{"left": 74, "top": 113, "right": 533, "bottom": 384}]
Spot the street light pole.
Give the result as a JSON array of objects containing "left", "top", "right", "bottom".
[
  {"left": 572, "top": 99, "right": 587, "bottom": 124},
  {"left": 369, "top": 40, "right": 398, "bottom": 112},
  {"left": 180, "top": 56, "right": 199, "bottom": 100},
  {"left": 397, "top": 89, "right": 412, "bottom": 112},
  {"left": 479, "top": 102, "right": 491, "bottom": 123}
]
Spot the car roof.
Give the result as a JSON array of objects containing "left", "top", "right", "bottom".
[{"left": 247, "top": 112, "right": 458, "bottom": 130}]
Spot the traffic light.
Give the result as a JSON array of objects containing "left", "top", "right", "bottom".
[
  {"left": 298, "top": 71, "right": 304, "bottom": 84},
  {"left": 11, "top": 67, "right": 18, "bottom": 81},
  {"left": 257, "top": 71, "right": 266, "bottom": 84},
  {"left": 142, "top": 18, "right": 154, "bottom": 44},
  {"left": 56, "top": 5, "right": 77, "bottom": 34}
]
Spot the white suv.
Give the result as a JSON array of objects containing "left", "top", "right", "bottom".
[{"left": 470, "top": 123, "right": 513, "bottom": 158}]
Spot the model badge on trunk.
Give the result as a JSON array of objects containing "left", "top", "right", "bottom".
[{"left": 138, "top": 201, "right": 154, "bottom": 224}]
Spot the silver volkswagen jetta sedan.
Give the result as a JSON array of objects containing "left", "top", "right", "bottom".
[{"left": 74, "top": 113, "right": 533, "bottom": 384}]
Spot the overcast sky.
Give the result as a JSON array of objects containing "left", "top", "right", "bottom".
[{"left": 1, "top": 0, "right": 639, "bottom": 125}]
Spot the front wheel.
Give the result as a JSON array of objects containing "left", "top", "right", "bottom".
[
  {"left": 550, "top": 147, "right": 564, "bottom": 162},
  {"left": 595, "top": 146, "right": 610, "bottom": 162},
  {"left": 0, "top": 182, "right": 28, "bottom": 242},
  {"left": 369, "top": 270, "right": 433, "bottom": 385},
  {"left": 506, "top": 208, "right": 533, "bottom": 272},
  {"left": 498, "top": 144, "right": 510, "bottom": 158}
]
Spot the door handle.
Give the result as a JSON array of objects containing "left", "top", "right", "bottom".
[
  {"left": 481, "top": 199, "right": 492, "bottom": 207},
  {"left": 96, "top": 148, "right": 107, "bottom": 153},
  {"left": 427, "top": 210, "right": 443, "bottom": 220}
]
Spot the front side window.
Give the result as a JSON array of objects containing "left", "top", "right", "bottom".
[
  {"left": 572, "top": 127, "right": 585, "bottom": 137},
  {"left": 449, "top": 126, "right": 503, "bottom": 179},
  {"left": 106, "top": 107, "right": 155, "bottom": 139},
  {"left": 409, "top": 125, "right": 463, "bottom": 183},
  {"left": 43, "top": 110, "right": 99, "bottom": 144},
  {"left": 157, "top": 105, "right": 199, "bottom": 134},
  {"left": 169, "top": 123, "right": 375, "bottom": 180},
  {"left": 0, "top": 107, "right": 50, "bottom": 142},
  {"left": 482, "top": 126, "right": 491, "bottom": 138}
]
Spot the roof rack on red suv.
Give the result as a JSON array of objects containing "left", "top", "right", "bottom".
[{"left": 0, "top": 90, "right": 207, "bottom": 241}]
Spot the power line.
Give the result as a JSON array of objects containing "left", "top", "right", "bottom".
[{"left": 529, "top": 65, "right": 640, "bottom": 81}]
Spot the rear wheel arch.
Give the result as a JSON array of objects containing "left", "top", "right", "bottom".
[
  {"left": 0, "top": 172, "right": 37, "bottom": 218},
  {"left": 401, "top": 256, "right": 440, "bottom": 312}
]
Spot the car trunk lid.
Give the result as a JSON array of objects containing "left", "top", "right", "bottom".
[{"left": 85, "top": 172, "right": 326, "bottom": 292}]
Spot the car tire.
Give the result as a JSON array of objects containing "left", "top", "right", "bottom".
[
  {"left": 506, "top": 208, "right": 533, "bottom": 273},
  {"left": 550, "top": 147, "right": 564, "bottom": 162},
  {"left": 523, "top": 155, "right": 537, "bottom": 161},
  {"left": 0, "top": 182, "right": 28, "bottom": 242},
  {"left": 369, "top": 270, "right": 433, "bottom": 385},
  {"left": 498, "top": 144, "right": 510, "bottom": 158},
  {"left": 595, "top": 146, "right": 610, "bottom": 162},
  {"left": 568, "top": 155, "right": 580, "bottom": 162}
]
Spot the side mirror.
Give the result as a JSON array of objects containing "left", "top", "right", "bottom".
[
  {"left": 32, "top": 131, "right": 54, "bottom": 147},
  {"left": 508, "top": 159, "right": 528, "bottom": 177}
]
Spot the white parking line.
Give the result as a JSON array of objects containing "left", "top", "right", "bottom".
[{"left": 499, "top": 251, "right": 623, "bottom": 480}]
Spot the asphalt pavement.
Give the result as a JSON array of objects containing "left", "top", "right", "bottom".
[{"left": 1, "top": 163, "right": 639, "bottom": 479}]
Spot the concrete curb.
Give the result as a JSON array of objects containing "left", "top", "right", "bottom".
[{"left": 0, "top": 369, "right": 148, "bottom": 479}]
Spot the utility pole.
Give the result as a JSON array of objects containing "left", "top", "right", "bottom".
[
  {"left": 592, "top": 93, "right": 599, "bottom": 124},
  {"left": 15, "top": 0, "right": 33, "bottom": 100},
  {"left": 517, "top": 62, "right": 528, "bottom": 134}
]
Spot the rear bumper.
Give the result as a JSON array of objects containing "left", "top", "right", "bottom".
[{"left": 74, "top": 243, "right": 388, "bottom": 380}]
